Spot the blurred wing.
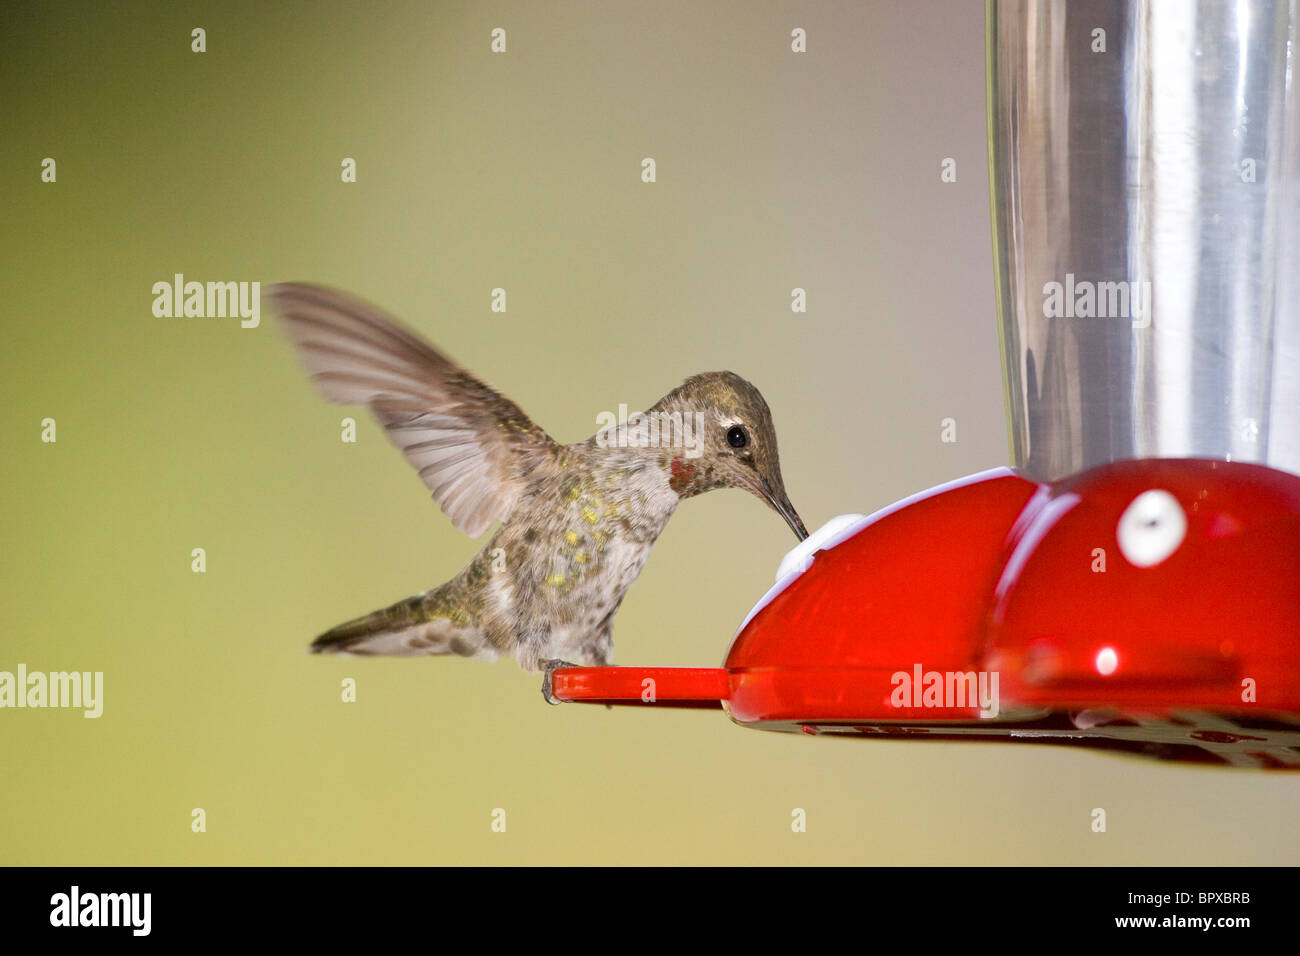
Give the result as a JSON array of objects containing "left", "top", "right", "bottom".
[{"left": 269, "top": 282, "right": 555, "bottom": 538}]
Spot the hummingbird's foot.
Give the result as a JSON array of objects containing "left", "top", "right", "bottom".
[{"left": 540, "top": 659, "right": 578, "bottom": 705}]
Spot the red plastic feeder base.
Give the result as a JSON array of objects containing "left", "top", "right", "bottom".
[{"left": 552, "top": 460, "right": 1300, "bottom": 769}]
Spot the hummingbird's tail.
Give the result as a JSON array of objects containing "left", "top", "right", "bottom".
[{"left": 308, "top": 590, "right": 495, "bottom": 660}]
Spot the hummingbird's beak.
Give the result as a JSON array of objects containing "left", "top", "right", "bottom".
[{"left": 758, "top": 479, "right": 809, "bottom": 541}]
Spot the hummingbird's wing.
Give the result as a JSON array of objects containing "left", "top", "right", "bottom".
[{"left": 269, "top": 283, "right": 556, "bottom": 538}]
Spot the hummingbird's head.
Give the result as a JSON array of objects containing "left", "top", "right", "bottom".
[{"left": 656, "top": 371, "right": 809, "bottom": 541}]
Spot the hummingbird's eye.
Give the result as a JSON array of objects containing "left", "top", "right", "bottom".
[{"left": 726, "top": 425, "right": 749, "bottom": 449}]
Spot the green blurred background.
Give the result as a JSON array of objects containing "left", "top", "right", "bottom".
[{"left": 2, "top": 0, "right": 1295, "bottom": 865}]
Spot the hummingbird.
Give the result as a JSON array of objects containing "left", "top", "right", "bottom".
[{"left": 268, "top": 283, "right": 809, "bottom": 702}]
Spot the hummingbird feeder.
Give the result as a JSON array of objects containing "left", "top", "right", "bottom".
[
  {"left": 553, "top": 459, "right": 1300, "bottom": 768},
  {"left": 557, "top": 0, "right": 1300, "bottom": 768}
]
